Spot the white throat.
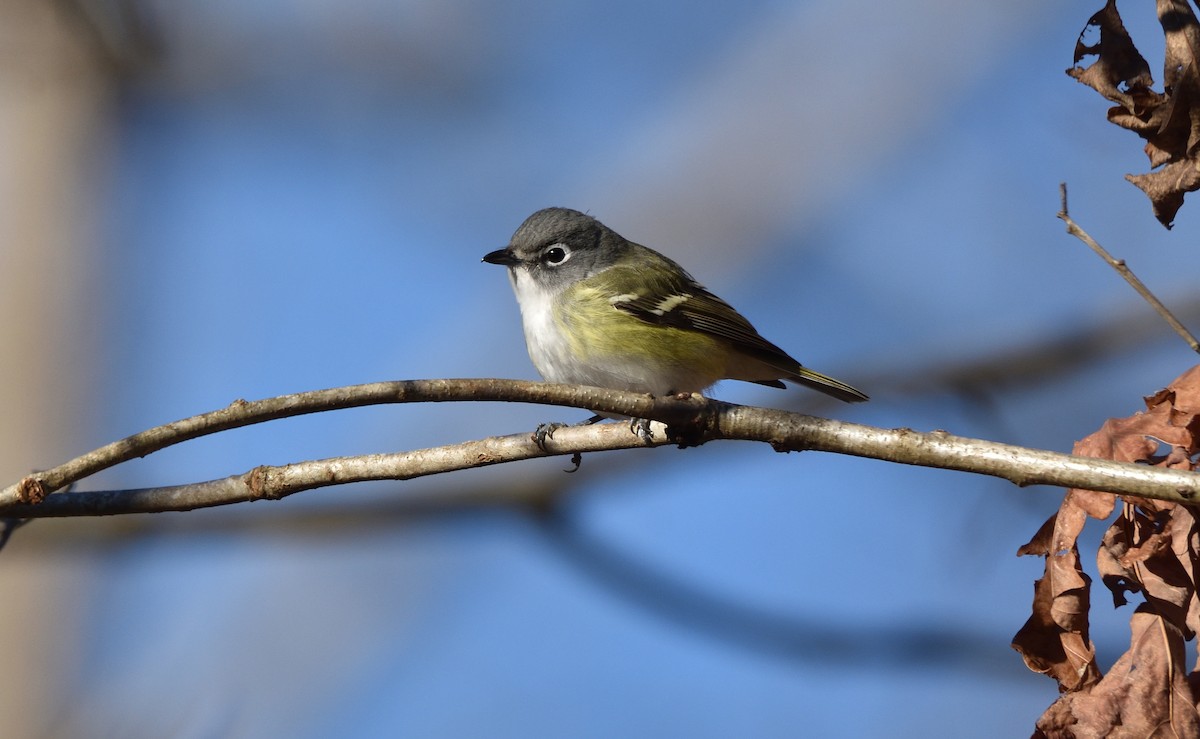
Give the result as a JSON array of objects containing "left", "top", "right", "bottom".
[{"left": 508, "top": 268, "right": 576, "bottom": 383}]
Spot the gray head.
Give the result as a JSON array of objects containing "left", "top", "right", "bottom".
[{"left": 482, "top": 208, "right": 624, "bottom": 290}]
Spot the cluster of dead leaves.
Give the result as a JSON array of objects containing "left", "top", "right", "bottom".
[
  {"left": 1013, "top": 365, "right": 1200, "bottom": 737},
  {"left": 1069, "top": 0, "right": 1200, "bottom": 228}
]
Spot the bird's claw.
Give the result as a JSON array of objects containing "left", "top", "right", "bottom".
[
  {"left": 629, "top": 417, "right": 654, "bottom": 444},
  {"left": 534, "top": 423, "right": 585, "bottom": 472},
  {"left": 534, "top": 422, "right": 566, "bottom": 450}
]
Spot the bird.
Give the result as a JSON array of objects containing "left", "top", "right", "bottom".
[{"left": 482, "top": 207, "right": 867, "bottom": 404}]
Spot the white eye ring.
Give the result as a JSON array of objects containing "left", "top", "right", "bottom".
[{"left": 542, "top": 244, "right": 570, "bottom": 265}]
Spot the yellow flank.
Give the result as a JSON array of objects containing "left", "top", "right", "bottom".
[{"left": 561, "top": 282, "right": 727, "bottom": 381}]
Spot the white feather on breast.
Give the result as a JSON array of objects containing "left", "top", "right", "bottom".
[{"left": 510, "top": 269, "right": 576, "bottom": 383}]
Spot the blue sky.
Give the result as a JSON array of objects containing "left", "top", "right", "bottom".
[{"left": 9, "top": 1, "right": 1200, "bottom": 736}]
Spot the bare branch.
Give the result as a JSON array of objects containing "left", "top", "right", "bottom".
[
  {"left": 0, "top": 379, "right": 699, "bottom": 507},
  {"left": 0, "top": 422, "right": 668, "bottom": 516},
  {"left": 3, "top": 379, "right": 1200, "bottom": 518},
  {"left": 1058, "top": 182, "right": 1200, "bottom": 354}
]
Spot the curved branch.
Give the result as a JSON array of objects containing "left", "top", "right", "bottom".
[
  {"left": 2, "top": 378, "right": 1199, "bottom": 517},
  {"left": 0, "top": 379, "right": 698, "bottom": 507}
]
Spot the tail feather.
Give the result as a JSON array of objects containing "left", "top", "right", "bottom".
[{"left": 789, "top": 366, "right": 869, "bottom": 403}]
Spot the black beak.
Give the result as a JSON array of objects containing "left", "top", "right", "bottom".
[{"left": 482, "top": 248, "right": 519, "bottom": 266}]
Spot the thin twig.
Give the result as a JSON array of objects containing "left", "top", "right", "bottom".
[{"left": 1058, "top": 182, "right": 1200, "bottom": 354}]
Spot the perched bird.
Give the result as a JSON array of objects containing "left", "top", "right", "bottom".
[{"left": 483, "top": 207, "right": 867, "bottom": 404}]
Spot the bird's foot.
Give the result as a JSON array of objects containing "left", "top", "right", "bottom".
[
  {"left": 533, "top": 422, "right": 566, "bottom": 451},
  {"left": 629, "top": 417, "right": 654, "bottom": 444},
  {"left": 533, "top": 414, "right": 605, "bottom": 451}
]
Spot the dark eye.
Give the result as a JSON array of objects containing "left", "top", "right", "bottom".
[{"left": 543, "top": 246, "right": 569, "bottom": 265}]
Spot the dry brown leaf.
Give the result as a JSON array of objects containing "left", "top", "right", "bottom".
[
  {"left": 1085, "top": 367, "right": 1200, "bottom": 620},
  {"left": 1128, "top": 165, "right": 1200, "bottom": 228},
  {"left": 1100, "top": 506, "right": 1200, "bottom": 635},
  {"left": 1035, "top": 612, "right": 1200, "bottom": 738},
  {"left": 1140, "top": 508, "right": 1200, "bottom": 634},
  {"left": 1014, "top": 498, "right": 1103, "bottom": 691},
  {"left": 1068, "top": 0, "right": 1155, "bottom": 110},
  {"left": 1069, "top": 0, "right": 1200, "bottom": 227},
  {"left": 1098, "top": 509, "right": 1147, "bottom": 608},
  {"left": 1020, "top": 365, "right": 1200, "bottom": 732},
  {"left": 1012, "top": 558, "right": 1101, "bottom": 692}
]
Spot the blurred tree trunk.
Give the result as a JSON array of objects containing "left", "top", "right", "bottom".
[{"left": 0, "top": 1, "right": 114, "bottom": 734}]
